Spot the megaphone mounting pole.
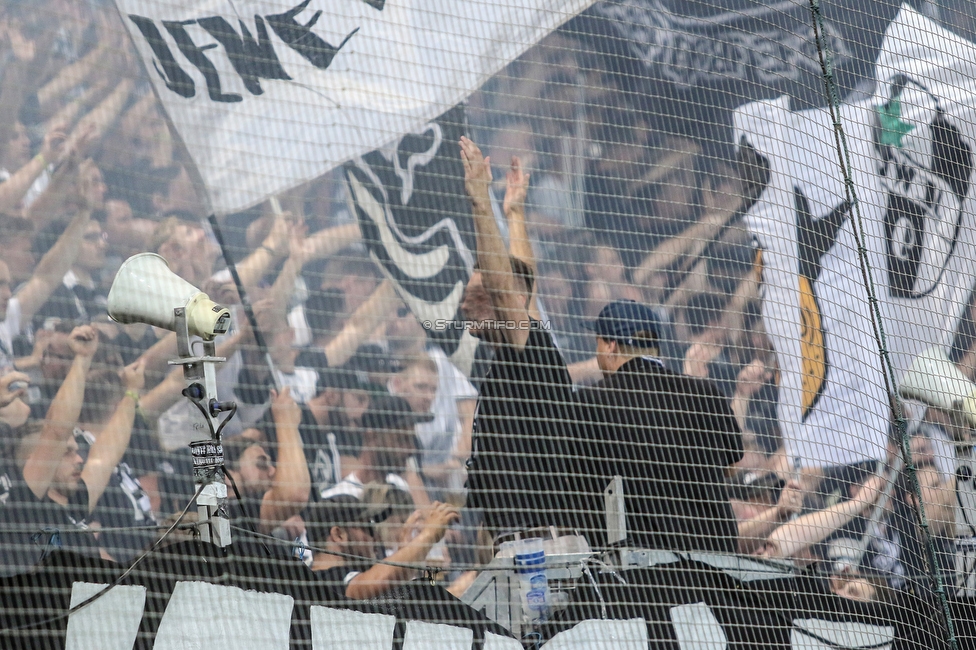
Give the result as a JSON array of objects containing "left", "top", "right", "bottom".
[{"left": 170, "top": 306, "right": 233, "bottom": 548}]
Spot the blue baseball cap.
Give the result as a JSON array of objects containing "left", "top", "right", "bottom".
[{"left": 584, "top": 300, "right": 661, "bottom": 348}]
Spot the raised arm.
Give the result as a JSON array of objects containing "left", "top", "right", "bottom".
[
  {"left": 44, "top": 81, "right": 112, "bottom": 141},
  {"left": 761, "top": 475, "right": 884, "bottom": 561},
  {"left": 633, "top": 178, "right": 741, "bottom": 291},
  {"left": 216, "top": 213, "right": 358, "bottom": 316},
  {"left": 14, "top": 163, "right": 100, "bottom": 326},
  {"left": 34, "top": 45, "right": 108, "bottom": 117},
  {"left": 503, "top": 156, "right": 541, "bottom": 321},
  {"left": 259, "top": 388, "right": 310, "bottom": 533},
  {"left": 265, "top": 225, "right": 309, "bottom": 319},
  {"left": 139, "top": 327, "right": 245, "bottom": 416},
  {"left": 460, "top": 137, "right": 530, "bottom": 349},
  {"left": 345, "top": 502, "right": 460, "bottom": 600},
  {"left": 737, "top": 480, "right": 803, "bottom": 555},
  {"left": 303, "top": 222, "right": 362, "bottom": 262},
  {"left": 21, "top": 326, "right": 97, "bottom": 498},
  {"left": 0, "top": 124, "right": 65, "bottom": 213},
  {"left": 61, "top": 79, "right": 134, "bottom": 159},
  {"left": 0, "top": 25, "right": 48, "bottom": 162},
  {"left": 233, "top": 211, "right": 292, "bottom": 293},
  {"left": 323, "top": 280, "right": 396, "bottom": 368},
  {"left": 82, "top": 360, "right": 145, "bottom": 512}
]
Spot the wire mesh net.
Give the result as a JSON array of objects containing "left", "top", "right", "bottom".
[{"left": 0, "top": 0, "right": 975, "bottom": 648}]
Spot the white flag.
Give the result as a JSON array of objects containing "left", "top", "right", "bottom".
[
  {"left": 872, "top": 5, "right": 976, "bottom": 384},
  {"left": 114, "top": 0, "right": 594, "bottom": 214},
  {"left": 735, "top": 98, "right": 891, "bottom": 469},
  {"left": 732, "top": 5, "right": 976, "bottom": 469}
]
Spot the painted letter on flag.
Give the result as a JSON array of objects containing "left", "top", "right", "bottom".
[{"left": 114, "top": 0, "right": 595, "bottom": 214}]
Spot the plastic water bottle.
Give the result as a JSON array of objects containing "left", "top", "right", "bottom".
[{"left": 514, "top": 538, "right": 551, "bottom": 625}]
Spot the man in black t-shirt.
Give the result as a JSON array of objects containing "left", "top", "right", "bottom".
[
  {"left": 2, "top": 431, "right": 96, "bottom": 575},
  {"left": 459, "top": 138, "right": 582, "bottom": 537},
  {"left": 578, "top": 300, "right": 743, "bottom": 554},
  {"left": 1, "top": 326, "right": 109, "bottom": 572},
  {"left": 1, "top": 327, "right": 159, "bottom": 571}
]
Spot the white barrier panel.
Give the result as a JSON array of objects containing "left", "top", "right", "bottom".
[
  {"left": 65, "top": 583, "right": 146, "bottom": 650},
  {"left": 791, "top": 619, "right": 895, "bottom": 650},
  {"left": 152, "top": 582, "right": 294, "bottom": 650},
  {"left": 310, "top": 606, "right": 396, "bottom": 650},
  {"left": 671, "top": 602, "right": 729, "bottom": 650},
  {"left": 402, "top": 619, "right": 474, "bottom": 650},
  {"left": 541, "top": 619, "right": 649, "bottom": 650},
  {"left": 484, "top": 631, "right": 524, "bottom": 650}
]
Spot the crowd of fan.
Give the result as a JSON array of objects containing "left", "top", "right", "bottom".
[{"left": 0, "top": 1, "right": 965, "bottom": 607}]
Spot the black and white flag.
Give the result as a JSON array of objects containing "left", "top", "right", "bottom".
[
  {"left": 733, "top": 6, "right": 976, "bottom": 469},
  {"left": 344, "top": 106, "right": 476, "bottom": 360},
  {"left": 115, "top": 0, "right": 595, "bottom": 214},
  {"left": 583, "top": 0, "right": 900, "bottom": 101}
]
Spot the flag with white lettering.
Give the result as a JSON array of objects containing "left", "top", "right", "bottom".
[{"left": 114, "top": 0, "right": 595, "bottom": 214}]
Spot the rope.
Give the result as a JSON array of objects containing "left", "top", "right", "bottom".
[{"left": 806, "top": 2, "right": 958, "bottom": 647}]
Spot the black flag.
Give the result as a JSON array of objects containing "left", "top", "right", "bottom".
[{"left": 345, "top": 106, "right": 475, "bottom": 356}]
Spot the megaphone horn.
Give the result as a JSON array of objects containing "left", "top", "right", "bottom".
[
  {"left": 107, "top": 253, "right": 231, "bottom": 341},
  {"left": 899, "top": 346, "right": 976, "bottom": 427}
]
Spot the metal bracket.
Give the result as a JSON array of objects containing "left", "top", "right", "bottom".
[{"left": 169, "top": 307, "right": 231, "bottom": 548}]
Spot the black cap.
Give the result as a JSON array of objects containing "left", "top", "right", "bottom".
[
  {"left": 316, "top": 344, "right": 398, "bottom": 395},
  {"left": 305, "top": 491, "right": 391, "bottom": 543},
  {"left": 583, "top": 300, "right": 661, "bottom": 347},
  {"left": 317, "top": 366, "right": 387, "bottom": 394},
  {"left": 361, "top": 394, "right": 433, "bottom": 431}
]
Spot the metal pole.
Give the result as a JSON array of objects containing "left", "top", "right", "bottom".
[{"left": 207, "top": 213, "right": 281, "bottom": 390}]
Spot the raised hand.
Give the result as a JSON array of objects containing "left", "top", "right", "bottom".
[
  {"left": 735, "top": 358, "right": 769, "bottom": 399},
  {"left": 459, "top": 136, "right": 492, "bottom": 210},
  {"left": 63, "top": 123, "right": 97, "bottom": 166},
  {"left": 683, "top": 341, "right": 722, "bottom": 379},
  {"left": 262, "top": 211, "right": 296, "bottom": 259},
  {"left": 7, "top": 24, "right": 35, "bottom": 62},
  {"left": 421, "top": 501, "right": 461, "bottom": 542},
  {"left": 76, "top": 158, "right": 105, "bottom": 211},
  {"left": 851, "top": 474, "right": 886, "bottom": 511},
  {"left": 119, "top": 359, "right": 147, "bottom": 392},
  {"left": 287, "top": 220, "right": 310, "bottom": 267},
  {"left": 40, "top": 123, "right": 67, "bottom": 164},
  {"left": 503, "top": 155, "right": 530, "bottom": 217},
  {"left": 0, "top": 371, "right": 30, "bottom": 407},
  {"left": 270, "top": 387, "right": 302, "bottom": 430},
  {"left": 68, "top": 325, "right": 99, "bottom": 359},
  {"left": 776, "top": 480, "right": 804, "bottom": 519}
]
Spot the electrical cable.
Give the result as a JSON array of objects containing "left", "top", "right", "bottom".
[{"left": 0, "top": 482, "right": 206, "bottom": 634}]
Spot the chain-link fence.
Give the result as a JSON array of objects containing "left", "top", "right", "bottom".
[{"left": 1, "top": 0, "right": 976, "bottom": 648}]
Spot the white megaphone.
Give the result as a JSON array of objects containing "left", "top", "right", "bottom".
[
  {"left": 899, "top": 346, "right": 976, "bottom": 427},
  {"left": 107, "top": 253, "right": 230, "bottom": 341}
]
